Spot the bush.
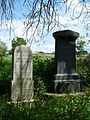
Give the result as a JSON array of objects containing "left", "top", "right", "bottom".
[
  {"left": 33, "top": 54, "right": 55, "bottom": 96},
  {"left": 0, "top": 55, "right": 12, "bottom": 97},
  {"left": 77, "top": 54, "right": 90, "bottom": 85},
  {"left": 34, "top": 77, "right": 46, "bottom": 100},
  {"left": 43, "top": 57, "right": 55, "bottom": 92}
]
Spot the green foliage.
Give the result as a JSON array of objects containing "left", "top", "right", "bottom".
[
  {"left": 34, "top": 77, "right": 46, "bottom": 100},
  {"left": 76, "top": 39, "right": 86, "bottom": 56},
  {"left": 33, "top": 54, "right": 47, "bottom": 98},
  {"left": 1, "top": 93, "right": 90, "bottom": 120},
  {"left": 33, "top": 54, "right": 45, "bottom": 79},
  {"left": 76, "top": 39, "right": 86, "bottom": 51},
  {"left": 0, "top": 40, "right": 7, "bottom": 56},
  {"left": 77, "top": 54, "right": 90, "bottom": 84},
  {"left": 77, "top": 57, "right": 87, "bottom": 79},
  {"left": 33, "top": 54, "right": 55, "bottom": 96},
  {"left": 0, "top": 41, "right": 12, "bottom": 97},
  {"left": 1, "top": 49, "right": 90, "bottom": 119},
  {"left": 43, "top": 57, "right": 55, "bottom": 92},
  {"left": 0, "top": 55, "right": 12, "bottom": 96},
  {"left": 12, "top": 37, "right": 27, "bottom": 49}
]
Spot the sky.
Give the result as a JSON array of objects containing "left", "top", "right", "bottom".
[{"left": 0, "top": 0, "right": 90, "bottom": 53}]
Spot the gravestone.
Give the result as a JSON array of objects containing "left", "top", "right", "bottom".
[
  {"left": 11, "top": 45, "right": 33, "bottom": 102},
  {"left": 53, "top": 30, "right": 82, "bottom": 93}
]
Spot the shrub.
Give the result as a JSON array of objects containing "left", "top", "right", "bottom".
[
  {"left": 77, "top": 54, "right": 90, "bottom": 85},
  {"left": 33, "top": 54, "right": 55, "bottom": 97},
  {"left": 43, "top": 57, "right": 55, "bottom": 92},
  {"left": 34, "top": 77, "right": 46, "bottom": 100},
  {"left": 0, "top": 55, "right": 12, "bottom": 97}
]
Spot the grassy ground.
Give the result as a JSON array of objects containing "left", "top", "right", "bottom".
[{"left": 0, "top": 90, "right": 90, "bottom": 120}]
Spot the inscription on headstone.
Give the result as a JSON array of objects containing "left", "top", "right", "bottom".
[{"left": 11, "top": 45, "right": 33, "bottom": 102}]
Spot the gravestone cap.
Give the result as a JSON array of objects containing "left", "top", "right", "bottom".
[{"left": 53, "top": 30, "right": 79, "bottom": 40}]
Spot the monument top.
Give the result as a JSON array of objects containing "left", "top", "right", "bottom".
[{"left": 53, "top": 30, "right": 79, "bottom": 40}]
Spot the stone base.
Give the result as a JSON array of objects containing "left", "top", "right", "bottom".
[
  {"left": 11, "top": 80, "right": 33, "bottom": 102},
  {"left": 54, "top": 79, "right": 82, "bottom": 93},
  {"left": 55, "top": 73, "right": 79, "bottom": 80}
]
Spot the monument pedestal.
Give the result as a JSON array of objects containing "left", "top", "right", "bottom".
[
  {"left": 54, "top": 74, "right": 81, "bottom": 93},
  {"left": 53, "top": 30, "right": 82, "bottom": 93}
]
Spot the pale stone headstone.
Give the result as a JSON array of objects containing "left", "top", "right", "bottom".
[{"left": 11, "top": 45, "right": 33, "bottom": 102}]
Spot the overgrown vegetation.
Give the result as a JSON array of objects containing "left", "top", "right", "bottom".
[
  {"left": 0, "top": 41, "right": 12, "bottom": 97},
  {"left": 0, "top": 55, "right": 12, "bottom": 97},
  {"left": 1, "top": 42, "right": 90, "bottom": 119},
  {"left": 76, "top": 54, "right": 90, "bottom": 86},
  {"left": 1, "top": 50, "right": 90, "bottom": 97},
  {"left": 0, "top": 41, "right": 7, "bottom": 56},
  {"left": 33, "top": 53, "right": 55, "bottom": 95},
  {"left": 1, "top": 93, "right": 90, "bottom": 120}
]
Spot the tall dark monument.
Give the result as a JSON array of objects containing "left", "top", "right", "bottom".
[{"left": 53, "top": 30, "right": 82, "bottom": 93}]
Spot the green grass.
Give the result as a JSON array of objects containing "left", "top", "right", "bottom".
[{"left": 0, "top": 92, "right": 90, "bottom": 120}]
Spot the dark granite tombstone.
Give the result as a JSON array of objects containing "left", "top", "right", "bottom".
[{"left": 53, "top": 30, "right": 82, "bottom": 93}]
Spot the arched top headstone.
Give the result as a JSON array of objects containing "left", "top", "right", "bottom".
[
  {"left": 11, "top": 45, "right": 33, "bottom": 102},
  {"left": 14, "top": 45, "right": 32, "bottom": 56}
]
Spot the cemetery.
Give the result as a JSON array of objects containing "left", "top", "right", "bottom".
[{"left": 0, "top": 30, "right": 90, "bottom": 119}]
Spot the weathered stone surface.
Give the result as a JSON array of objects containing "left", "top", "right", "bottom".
[
  {"left": 53, "top": 30, "right": 82, "bottom": 93},
  {"left": 11, "top": 45, "right": 33, "bottom": 102}
]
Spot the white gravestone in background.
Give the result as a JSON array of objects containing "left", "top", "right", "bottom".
[{"left": 11, "top": 45, "right": 33, "bottom": 102}]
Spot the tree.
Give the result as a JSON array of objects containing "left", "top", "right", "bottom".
[
  {"left": 76, "top": 37, "right": 90, "bottom": 56},
  {"left": 76, "top": 38, "right": 86, "bottom": 56},
  {"left": 0, "top": 0, "right": 90, "bottom": 41},
  {"left": 0, "top": 41, "right": 12, "bottom": 96},
  {"left": 12, "top": 37, "right": 27, "bottom": 49},
  {"left": 0, "top": 40, "right": 7, "bottom": 56}
]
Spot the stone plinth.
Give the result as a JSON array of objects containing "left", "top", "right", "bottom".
[
  {"left": 11, "top": 45, "right": 33, "bottom": 102},
  {"left": 53, "top": 30, "right": 82, "bottom": 93}
]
